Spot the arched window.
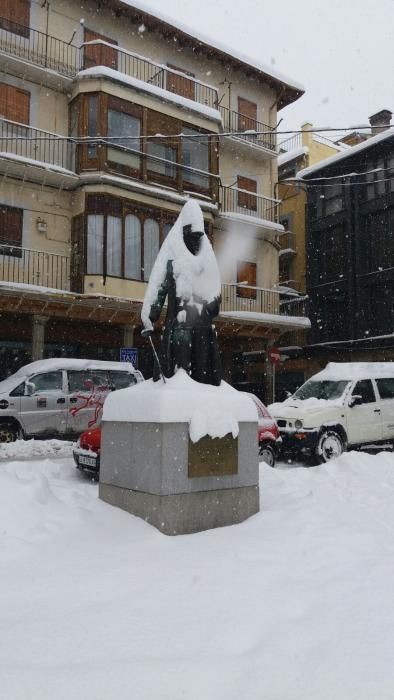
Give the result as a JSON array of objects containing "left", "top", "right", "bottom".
[
  {"left": 144, "top": 218, "right": 159, "bottom": 281},
  {"left": 125, "top": 214, "right": 141, "bottom": 280}
]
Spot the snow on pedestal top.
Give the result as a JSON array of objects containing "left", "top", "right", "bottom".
[{"left": 102, "top": 369, "right": 257, "bottom": 442}]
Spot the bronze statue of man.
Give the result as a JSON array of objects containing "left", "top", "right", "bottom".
[{"left": 141, "top": 200, "right": 222, "bottom": 386}]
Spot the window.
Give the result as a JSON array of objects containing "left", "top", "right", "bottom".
[
  {"left": 125, "top": 215, "right": 141, "bottom": 280},
  {"left": 68, "top": 370, "right": 109, "bottom": 393},
  {"left": 0, "top": 0, "right": 30, "bottom": 38},
  {"left": 366, "top": 157, "right": 387, "bottom": 200},
  {"left": 107, "top": 108, "right": 141, "bottom": 171},
  {"left": 352, "top": 380, "right": 376, "bottom": 404},
  {"left": 109, "top": 371, "right": 137, "bottom": 390},
  {"left": 146, "top": 142, "right": 177, "bottom": 179},
  {"left": 84, "top": 29, "right": 118, "bottom": 69},
  {"left": 316, "top": 184, "right": 343, "bottom": 217},
  {"left": 143, "top": 219, "right": 160, "bottom": 281},
  {"left": 167, "top": 64, "right": 195, "bottom": 100},
  {"left": 107, "top": 216, "right": 122, "bottom": 277},
  {"left": 0, "top": 82, "right": 30, "bottom": 124},
  {"left": 183, "top": 127, "right": 210, "bottom": 189},
  {"left": 376, "top": 378, "right": 394, "bottom": 400},
  {"left": 85, "top": 196, "right": 177, "bottom": 281},
  {"left": 364, "top": 210, "right": 394, "bottom": 273},
  {"left": 31, "top": 371, "right": 63, "bottom": 392},
  {"left": 318, "top": 224, "right": 347, "bottom": 283},
  {"left": 0, "top": 204, "right": 23, "bottom": 254},
  {"left": 237, "top": 176, "right": 257, "bottom": 211},
  {"left": 87, "top": 214, "right": 104, "bottom": 274},
  {"left": 237, "top": 261, "right": 256, "bottom": 299},
  {"left": 237, "top": 97, "right": 257, "bottom": 131}
]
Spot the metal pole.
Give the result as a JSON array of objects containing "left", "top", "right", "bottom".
[{"left": 148, "top": 334, "right": 166, "bottom": 384}]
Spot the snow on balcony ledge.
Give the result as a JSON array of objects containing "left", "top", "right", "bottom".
[
  {"left": 219, "top": 211, "right": 284, "bottom": 233},
  {"left": 77, "top": 67, "right": 222, "bottom": 123},
  {"left": 220, "top": 310, "right": 311, "bottom": 329}
]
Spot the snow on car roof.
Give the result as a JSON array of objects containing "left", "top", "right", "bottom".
[
  {"left": 14, "top": 358, "right": 139, "bottom": 377},
  {"left": 313, "top": 362, "right": 394, "bottom": 381}
]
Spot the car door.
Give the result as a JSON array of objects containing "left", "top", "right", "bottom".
[
  {"left": 346, "top": 379, "right": 382, "bottom": 446},
  {"left": 19, "top": 370, "right": 67, "bottom": 436},
  {"left": 375, "top": 378, "right": 394, "bottom": 441},
  {"left": 66, "top": 369, "right": 110, "bottom": 434}
]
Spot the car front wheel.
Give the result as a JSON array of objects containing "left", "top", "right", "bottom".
[
  {"left": 0, "top": 422, "right": 21, "bottom": 443},
  {"left": 315, "top": 430, "right": 344, "bottom": 464},
  {"left": 259, "top": 443, "right": 276, "bottom": 467}
]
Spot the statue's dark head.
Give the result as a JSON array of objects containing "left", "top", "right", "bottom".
[{"left": 183, "top": 223, "right": 204, "bottom": 256}]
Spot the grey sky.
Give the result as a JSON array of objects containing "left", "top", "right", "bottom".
[{"left": 138, "top": 0, "right": 394, "bottom": 136}]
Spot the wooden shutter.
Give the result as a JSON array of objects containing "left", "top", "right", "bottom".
[
  {"left": 167, "top": 64, "right": 195, "bottom": 101},
  {"left": 237, "top": 176, "right": 257, "bottom": 211},
  {"left": 237, "top": 261, "right": 256, "bottom": 299},
  {"left": 0, "top": 205, "right": 23, "bottom": 250},
  {"left": 0, "top": 0, "right": 30, "bottom": 36},
  {"left": 238, "top": 97, "right": 257, "bottom": 131},
  {"left": 84, "top": 29, "right": 118, "bottom": 70},
  {"left": 0, "top": 83, "right": 30, "bottom": 124}
]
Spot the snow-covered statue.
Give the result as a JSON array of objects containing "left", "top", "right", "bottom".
[{"left": 141, "top": 200, "right": 222, "bottom": 386}]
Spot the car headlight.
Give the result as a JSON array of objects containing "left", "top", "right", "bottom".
[{"left": 294, "top": 419, "right": 303, "bottom": 430}]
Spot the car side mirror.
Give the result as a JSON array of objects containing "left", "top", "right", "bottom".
[
  {"left": 349, "top": 394, "right": 363, "bottom": 407},
  {"left": 25, "top": 381, "right": 36, "bottom": 396}
]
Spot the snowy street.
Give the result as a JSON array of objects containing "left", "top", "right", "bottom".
[{"left": 1, "top": 445, "right": 394, "bottom": 699}]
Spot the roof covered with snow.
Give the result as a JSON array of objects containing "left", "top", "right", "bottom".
[
  {"left": 314, "top": 362, "right": 394, "bottom": 381},
  {"left": 278, "top": 146, "right": 309, "bottom": 167},
  {"left": 113, "top": 0, "right": 304, "bottom": 109},
  {"left": 298, "top": 128, "right": 394, "bottom": 178}
]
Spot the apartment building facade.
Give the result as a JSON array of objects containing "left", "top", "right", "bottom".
[{"left": 0, "top": 0, "right": 307, "bottom": 400}]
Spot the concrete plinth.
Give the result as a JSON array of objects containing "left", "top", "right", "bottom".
[{"left": 99, "top": 420, "right": 259, "bottom": 535}]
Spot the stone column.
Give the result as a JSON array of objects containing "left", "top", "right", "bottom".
[
  {"left": 32, "top": 315, "right": 48, "bottom": 361},
  {"left": 122, "top": 324, "right": 135, "bottom": 347}
]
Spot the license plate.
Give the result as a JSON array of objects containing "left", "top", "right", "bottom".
[{"left": 78, "top": 455, "right": 97, "bottom": 468}]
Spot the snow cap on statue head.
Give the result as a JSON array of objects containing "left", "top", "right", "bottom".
[
  {"left": 181, "top": 199, "right": 205, "bottom": 256},
  {"left": 141, "top": 199, "right": 221, "bottom": 331}
]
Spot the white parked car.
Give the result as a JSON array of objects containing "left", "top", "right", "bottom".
[
  {"left": 0, "top": 358, "right": 143, "bottom": 442},
  {"left": 269, "top": 362, "right": 394, "bottom": 463}
]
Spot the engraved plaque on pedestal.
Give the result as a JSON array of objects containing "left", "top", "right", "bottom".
[{"left": 188, "top": 434, "right": 238, "bottom": 478}]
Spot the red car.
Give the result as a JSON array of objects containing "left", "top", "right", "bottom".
[{"left": 73, "top": 394, "right": 280, "bottom": 476}]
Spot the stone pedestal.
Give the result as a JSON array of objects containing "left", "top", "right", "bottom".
[{"left": 99, "top": 419, "right": 259, "bottom": 535}]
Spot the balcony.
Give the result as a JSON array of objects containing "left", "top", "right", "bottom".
[
  {"left": 221, "top": 283, "right": 309, "bottom": 330},
  {"left": 0, "top": 19, "right": 219, "bottom": 111},
  {"left": 279, "top": 231, "right": 297, "bottom": 256},
  {"left": 0, "top": 244, "right": 71, "bottom": 292},
  {"left": 278, "top": 133, "right": 303, "bottom": 153},
  {"left": 0, "top": 117, "right": 77, "bottom": 187},
  {"left": 219, "top": 106, "right": 276, "bottom": 154},
  {"left": 219, "top": 185, "right": 281, "bottom": 229}
]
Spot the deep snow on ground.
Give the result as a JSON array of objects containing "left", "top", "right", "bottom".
[
  {"left": 0, "top": 438, "right": 75, "bottom": 461},
  {"left": 1, "top": 450, "right": 394, "bottom": 699}
]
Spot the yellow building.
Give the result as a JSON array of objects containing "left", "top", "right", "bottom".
[
  {"left": 275, "top": 123, "right": 348, "bottom": 396},
  {"left": 0, "top": 0, "right": 307, "bottom": 401}
]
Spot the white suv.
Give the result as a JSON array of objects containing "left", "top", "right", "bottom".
[
  {"left": 0, "top": 358, "right": 143, "bottom": 442},
  {"left": 269, "top": 362, "right": 394, "bottom": 463}
]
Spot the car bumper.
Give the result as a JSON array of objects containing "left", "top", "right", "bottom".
[
  {"left": 73, "top": 449, "right": 100, "bottom": 474},
  {"left": 279, "top": 429, "right": 319, "bottom": 456}
]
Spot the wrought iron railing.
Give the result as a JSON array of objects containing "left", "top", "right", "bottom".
[
  {"left": 221, "top": 283, "right": 308, "bottom": 317},
  {"left": 0, "top": 244, "right": 71, "bottom": 291},
  {"left": 278, "top": 133, "right": 303, "bottom": 153},
  {"left": 0, "top": 118, "right": 76, "bottom": 171},
  {"left": 83, "top": 41, "right": 219, "bottom": 109},
  {"left": 0, "top": 19, "right": 219, "bottom": 110},
  {"left": 219, "top": 105, "right": 276, "bottom": 151},
  {"left": 0, "top": 18, "right": 80, "bottom": 76},
  {"left": 279, "top": 230, "right": 297, "bottom": 254},
  {"left": 220, "top": 185, "right": 280, "bottom": 223}
]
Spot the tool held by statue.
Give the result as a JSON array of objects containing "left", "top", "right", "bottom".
[{"left": 148, "top": 334, "right": 166, "bottom": 384}]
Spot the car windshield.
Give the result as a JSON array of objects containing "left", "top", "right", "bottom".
[{"left": 292, "top": 380, "right": 349, "bottom": 401}]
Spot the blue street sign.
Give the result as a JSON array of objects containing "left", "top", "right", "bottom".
[{"left": 120, "top": 347, "right": 138, "bottom": 367}]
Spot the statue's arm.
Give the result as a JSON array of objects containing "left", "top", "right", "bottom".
[
  {"left": 206, "top": 294, "right": 221, "bottom": 319},
  {"left": 145, "top": 262, "right": 170, "bottom": 328}
]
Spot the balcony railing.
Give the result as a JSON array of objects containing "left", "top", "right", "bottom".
[
  {"left": 0, "top": 118, "right": 76, "bottom": 171},
  {"left": 0, "top": 245, "right": 71, "bottom": 291},
  {"left": 220, "top": 185, "right": 280, "bottom": 223},
  {"left": 221, "top": 283, "right": 308, "bottom": 318},
  {"left": 0, "top": 19, "right": 219, "bottom": 110},
  {"left": 279, "top": 231, "right": 297, "bottom": 254},
  {"left": 219, "top": 106, "right": 276, "bottom": 152},
  {"left": 0, "top": 18, "right": 80, "bottom": 76},
  {"left": 278, "top": 133, "right": 303, "bottom": 153}
]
